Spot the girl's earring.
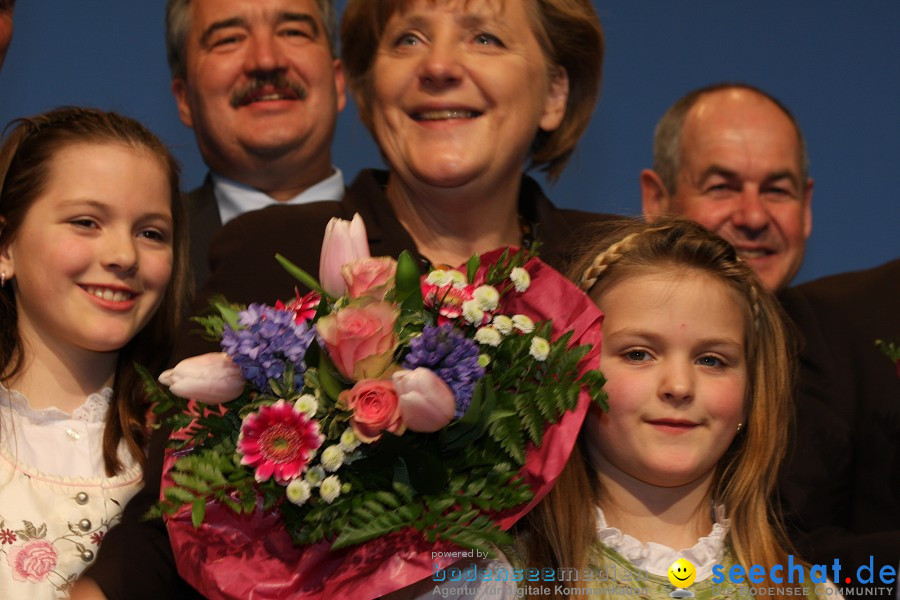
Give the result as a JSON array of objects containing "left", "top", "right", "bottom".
[
  {"left": 736, "top": 422, "right": 743, "bottom": 433},
  {"left": 1, "top": 272, "right": 5, "bottom": 287}
]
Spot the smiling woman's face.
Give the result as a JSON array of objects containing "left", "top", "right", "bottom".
[{"left": 369, "top": 0, "right": 568, "bottom": 192}]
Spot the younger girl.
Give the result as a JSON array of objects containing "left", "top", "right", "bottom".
[
  {"left": 516, "top": 217, "right": 834, "bottom": 599},
  {"left": 0, "top": 107, "right": 187, "bottom": 598}
]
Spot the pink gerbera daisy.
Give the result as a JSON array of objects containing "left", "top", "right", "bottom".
[{"left": 237, "top": 400, "right": 324, "bottom": 484}]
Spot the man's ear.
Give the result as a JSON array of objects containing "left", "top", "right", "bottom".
[
  {"left": 333, "top": 59, "right": 347, "bottom": 113},
  {"left": 171, "top": 78, "right": 194, "bottom": 129},
  {"left": 640, "top": 169, "right": 671, "bottom": 220}
]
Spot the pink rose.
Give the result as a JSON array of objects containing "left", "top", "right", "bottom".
[
  {"left": 393, "top": 368, "right": 456, "bottom": 432},
  {"left": 8, "top": 539, "right": 57, "bottom": 583},
  {"left": 158, "top": 353, "right": 245, "bottom": 404},
  {"left": 341, "top": 257, "right": 397, "bottom": 300},
  {"left": 319, "top": 213, "right": 370, "bottom": 297},
  {"left": 317, "top": 300, "right": 398, "bottom": 381},
  {"left": 340, "top": 379, "right": 406, "bottom": 442}
]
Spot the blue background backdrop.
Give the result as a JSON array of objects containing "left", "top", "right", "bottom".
[{"left": 1, "top": 1, "right": 898, "bottom": 285}]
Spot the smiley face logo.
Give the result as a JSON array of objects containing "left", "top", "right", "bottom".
[{"left": 667, "top": 558, "right": 697, "bottom": 589}]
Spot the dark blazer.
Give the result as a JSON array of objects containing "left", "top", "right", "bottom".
[
  {"left": 185, "top": 176, "right": 222, "bottom": 290},
  {"left": 779, "top": 259, "right": 900, "bottom": 575},
  {"left": 177, "top": 168, "right": 614, "bottom": 359},
  {"left": 85, "top": 168, "right": 617, "bottom": 599}
]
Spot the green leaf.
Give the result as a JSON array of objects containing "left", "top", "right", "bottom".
[
  {"left": 317, "top": 351, "right": 346, "bottom": 402},
  {"left": 275, "top": 253, "right": 328, "bottom": 297},
  {"left": 170, "top": 473, "right": 211, "bottom": 494},
  {"left": 191, "top": 499, "right": 206, "bottom": 529},
  {"left": 465, "top": 254, "right": 480, "bottom": 283},
  {"left": 164, "top": 486, "right": 197, "bottom": 505},
  {"left": 395, "top": 251, "right": 424, "bottom": 313},
  {"left": 214, "top": 302, "right": 242, "bottom": 331}
]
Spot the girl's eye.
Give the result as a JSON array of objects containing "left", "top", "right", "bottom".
[
  {"left": 139, "top": 230, "right": 165, "bottom": 242},
  {"left": 69, "top": 218, "right": 98, "bottom": 229},
  {"left": 473, "top": 33, "right": 504, "bottom": 47},
  {"left": 624, "top": 350, "right": 651, "bottom": 362},
  {"left": 697, "top": 355, "right": 724, "bottom": 367}
]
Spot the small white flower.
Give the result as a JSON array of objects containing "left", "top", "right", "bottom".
[
  {"left": 320, "top": 445, "right": 345, "bottom": 472},
  {"left": 473, "top": 285, "right": 500, "bottom": 311},
  {"left": 286, "top": 479, "right": 311, "bottom": 506},
  {"left": 305, "top": 465, "right": 326, "bottom": 487},
  {"left": 492, "top": 315, "right": 513, "bottom": 335},
  {"left": 512, "top": 314, "right": 535, "bottom": 334},
  {"left": 320, "top": 475, "right": 342, "bottom": 503},
  {"left": 339, "top": 427, "right": 361, "bottom": 452},
  {"left": 509, "top": 267, "right": 531, "bottom": 292},
  {"left": 426, "top": 270, "right": 449, "bottom": 286},
  {"left": 462, "top": 300, "right": 485, "bottom": 325},
  {"left": 293, "top": 394, "right": 318, "bottom": 418},
  {"left": 474, "top": 327, "right": 502, "bottom": 347},
  {"left": 530, "top": 336, "right": 550, "bottom": 361},
  {"left": 446, "top": 270, "right": 468, "bottom": 287},
  {"left": 477, "top": 353, "right": 491, "bottom": 368}
]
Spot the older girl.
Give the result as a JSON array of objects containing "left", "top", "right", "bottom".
[{"left": 0, "top": 107, "right": 187, "bottom": 598}]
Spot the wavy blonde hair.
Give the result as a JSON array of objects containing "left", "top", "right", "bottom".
[{"left": 517, "top": 216, "right": 798, "bottom": 599}]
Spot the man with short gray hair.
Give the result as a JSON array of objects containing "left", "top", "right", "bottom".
[{"left": 641, "top": 83, "right": 813, "bottom": 292}]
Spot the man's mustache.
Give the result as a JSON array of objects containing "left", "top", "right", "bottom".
[{"left": 230, "top": 75, "right": 307, "bottom": 107}]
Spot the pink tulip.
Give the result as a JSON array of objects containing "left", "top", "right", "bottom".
[
  {"left": 342, "top": 257, "right": 397, "bottom": 300},
  {"left": 393, "top": 368, "right": 455, "bottom": 432},
  {"left": 317, "top": 300, "right": 399, "bottom": 381},
  {"left": 319, "top": 213, "right": 370, "bottom": 297},
  {"left": 158, "top": 353, "right": 245, "bottom": 404}
]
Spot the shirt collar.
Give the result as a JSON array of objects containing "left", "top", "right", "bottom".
[{"left": 211, "top": 168, "right": 345, "bottom": 225}]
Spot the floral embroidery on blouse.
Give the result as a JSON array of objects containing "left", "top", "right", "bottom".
[{"left": 0, "top": 509, "right": 124, "bottom": 594}]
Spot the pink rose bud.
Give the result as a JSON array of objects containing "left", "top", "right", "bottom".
[
  {"left": 393, "top": 368, "right": 455, "bottom": 433},
  {"left": 341, "top": 257, "right": 398, "bottom": 300},
  {"left": 158, "top": 353, "right": 245, "bottom": 404},
  {"left": 319, "top": 213, "right": 370, "bottom": 297}
]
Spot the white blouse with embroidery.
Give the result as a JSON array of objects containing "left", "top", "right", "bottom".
[{"left": 0, "top": 385, "right": 142, "bottom": 599}]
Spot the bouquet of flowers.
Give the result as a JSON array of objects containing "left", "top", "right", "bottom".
[{"left": 151, "top": 215, "right": 606, "bottom": 599}]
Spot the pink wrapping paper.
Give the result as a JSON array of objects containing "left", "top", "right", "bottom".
[{"left": 165, "top": 250, "right": 603, "bottom": 599}]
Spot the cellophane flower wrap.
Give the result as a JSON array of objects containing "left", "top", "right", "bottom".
[{"left": 148, "top": 216, "right": 607, "bottom": 600}]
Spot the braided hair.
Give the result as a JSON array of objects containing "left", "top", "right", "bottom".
[{"left": 518, "top": 216, "right": 798, "bottom": 599}]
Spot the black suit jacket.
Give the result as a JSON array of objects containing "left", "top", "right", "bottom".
[
  {"left": 185, "top": 176, "right": 222, "bottom": 291},
  {"left": 779, "top": 259, "right": 900, "bottom": 576}
]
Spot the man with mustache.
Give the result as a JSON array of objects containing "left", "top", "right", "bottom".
[
  {"left": 641, "top": 83, "right": 813, "bottom": 293},
  {"left": 71, "top": 1, "right": 344, "bottom": 598},
  {"left": 169, "top": 0, "right": 346, "bottom": 287}
]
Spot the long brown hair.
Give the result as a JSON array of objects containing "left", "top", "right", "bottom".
[
  {"left": 0, "top": 107, "right": 189, "bottom": 475},
  {"left": 518, "top": 217, "right": 797, "bottom": 599}
]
